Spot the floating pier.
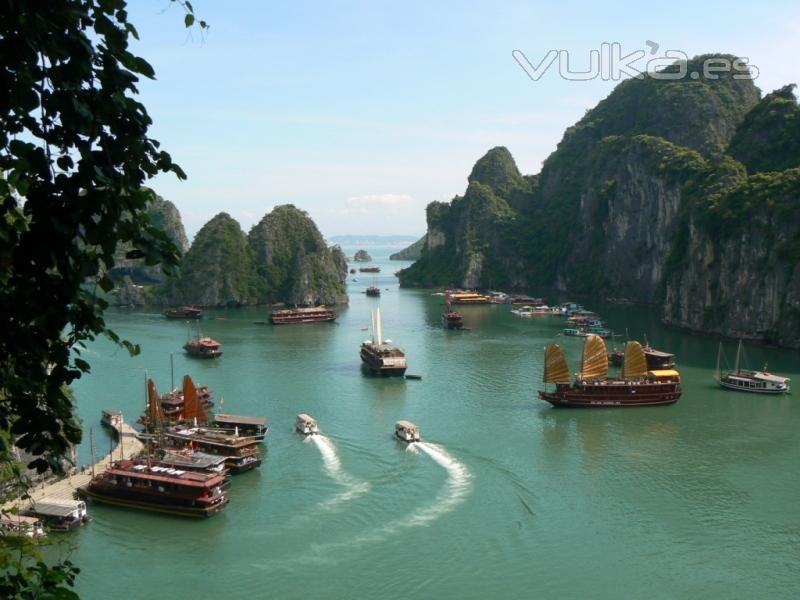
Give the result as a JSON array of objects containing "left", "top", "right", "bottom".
[{"left": 2, "top": 415, "right": 144, "bottom": 513}]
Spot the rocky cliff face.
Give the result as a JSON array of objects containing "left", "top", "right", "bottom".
[
  {"left": 390, "top": 235, "right": 427, "bottom": 261},
  {"left": 248, "top": 205, "right": 347, "bottom": 306},
  {"left": 400, "top": 54, "right": 800, "bottom": 347}
]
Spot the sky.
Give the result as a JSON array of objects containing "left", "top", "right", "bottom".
[{"left": 128, "top": 0, "right": 800, "bottom": 241}]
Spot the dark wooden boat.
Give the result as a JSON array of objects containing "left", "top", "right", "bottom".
[
  {"left": 610, "top": 343, "right": 675, "bottom": 369},
  {"left": 163, "top": 306, "right": 203, "bottom": 319},
  {"left": 213, "top": 413, "right": 268, "bottom": 441},
  {"left": 442, "top": 294, "right": 463, "bottom": 329},
  {"left": 366, "top": 286, "right": 381, "bottom": 297},
  {"left": 165, "top": 427, "right": 262, "bottom": 473},
  {"left": 140, "top": 377, "right": 213, "bottom": 430},
  {"left": 539, "top": 336, "right": 682, "bottom": 407},
  {"left": 78, "top": 460, "right": 228, "bottom": 518},
  {"left": 360, "top": 308, "right": 407, "bottom": 376},
  {"left": 183, "top": 336, "right": 222, "bottom": 358},
  {"left": 270, "top": 306, "right": 337, "bottom": 324},
  {"left": 359, "top": 266, "right": 380, "bottom": 273}
]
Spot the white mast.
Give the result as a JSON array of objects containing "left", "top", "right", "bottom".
[
  {"left": 370, "top": 311, "right": 375, "bottom": 343},
  {"left": 734, "top": 340, "right": 742, "bottom": 374},
  {"left": 376, "top": 307, "right": 383, "bottom": 346},
  {"left": 715, "top": 343, "right": 721, "bottom": 381}
]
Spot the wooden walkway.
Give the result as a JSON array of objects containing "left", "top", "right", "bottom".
[{"left": 2, "top": 419, "right": 144, "bottom": 512}]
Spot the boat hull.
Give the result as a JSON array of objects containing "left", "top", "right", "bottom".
[
  {"left": 360, "top": 349, "right": 407, "bottom": 376},
  {"left": 716, "top": 378, "right": 789, "bottom": 394},
  {"left": 78, "top": 487, "right": 227, "bottom": 518},
  {"left": 539, "top": 382, "right": 681, "bottom": 407}
]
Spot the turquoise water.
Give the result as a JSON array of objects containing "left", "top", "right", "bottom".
[{"left": 67, "top": 249, "right": 800, "bottom": 599}]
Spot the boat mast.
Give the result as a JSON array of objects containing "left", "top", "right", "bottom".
[
  {"left": 735, "top": 340, "right": 742, "bottom": 374},
  {"left": 376, "top": 307, "right": 383, "bottom": 346},
  {"left": 715, "top": 343, "right": 721, "bottom": 381},
  {"left": 170, "top": 353, "right": 175, "bottom": 391}
]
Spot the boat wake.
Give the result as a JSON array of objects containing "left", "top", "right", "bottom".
[
  {"left": 311, "top": 435, "right": 370, "bottom": 509},
  {"left": 402, "top": 442, "right": 471, "bottom": 527}
]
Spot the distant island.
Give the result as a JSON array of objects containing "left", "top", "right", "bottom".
[
  {"left": 328, "top": 234, "right": 420, "bottom": 247},
  {"left": 390, "top": 235, "right": 426, "bottom": 261},
  {"left": 353, "top": 249, "right": 372, "bottom": 262},
  {"left": 110, "top": 202, "right": 348, "bottom": 307}
]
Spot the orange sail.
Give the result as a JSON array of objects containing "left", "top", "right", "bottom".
[
  {"left": 580, "top": 334, "right": 608, "bottom": 380},
  {"left": 543, "top": 344, "right": 571, "bottom": 383},
  {"left": 182, "top": 374, "right": 207, "bottom": 423},
  {"left": 147, "top": 378, "right": 163, "bottom": 427},
  {"left": 621, "top": 341, "right": 648, "bottom": 379}
]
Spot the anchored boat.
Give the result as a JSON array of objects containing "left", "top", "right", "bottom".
[
  {"left": 715, "top": 340, "right": 790, "bottom": 394},
  {"left": 539, "top": 336, "right": 682, "bottom": 407},
  {"left": 442, "top": 293, "right": 463, "bottom": 329},
  {"left": 79, "top": 460, "right": 228, "bottom": 518},
  {"left": 360, "top": 308, "right": 407, "bottom": 376},
  {"left": 295, "top": 413, "right": 319, "bottom": 435},
  {"left": 270, "top": 306, "right": 337, "bottom": 324},
  {"left": 183, "top": 336, "right": 223, "bottom": 358},
  {"left": 395, "top": 420, "right": 420, "bottom": 443},
  {"left": 366, "top": 286, "right": 381, "bottom": 297},
  {"left": 163, "top": 306, "right": 203, "bottom": 319}
]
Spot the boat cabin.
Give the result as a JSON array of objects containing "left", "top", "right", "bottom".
[
  {"left": 213, "top": 413, "right": 268, "bottom": 441},
  {"left": 28, "top": 499, "right": 88, "bottom": 531},
  {"left": 295, "top": 413, "right": 319, "bottom": 435},
  {"left": 395, "top": 420, "right": 420, "bottom": 443}
]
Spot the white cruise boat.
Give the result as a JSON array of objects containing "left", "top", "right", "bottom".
[
  {"left": 715, "top": 341, "right": 790, "bottom": 394},
  {"left": 394, "top": 420, "right": 420, "bottom": 443},
  {"left": 295, "top": 413, "right": 319, "bottom": 435}
]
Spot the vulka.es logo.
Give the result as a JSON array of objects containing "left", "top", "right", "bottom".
[{"left": 512, "top": 42, "right": 759, "bottom": 82}]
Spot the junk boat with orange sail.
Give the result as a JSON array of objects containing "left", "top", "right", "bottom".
[{"left": 539, "top": 335, "right": 682, "bottom": 407}]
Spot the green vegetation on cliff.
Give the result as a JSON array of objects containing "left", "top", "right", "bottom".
[
  {"left": 248, "top": 205, "right": 347, "bottom": 306},
  {"left": 399, "top": 54, "right": 800, "bottom": 346},
  {"left": 390, "top": 235, "right": 427, "bottom": 261},
  {"left": 354, "top": 249, "right": 372, "bottom": 261},
  {"left": 171, "top": 213, "right": 257, "bottom": 307}
]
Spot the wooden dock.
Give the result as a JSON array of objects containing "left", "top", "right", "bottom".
[{"left": 2, "top": 419, "right": 144, "bottom": 512}]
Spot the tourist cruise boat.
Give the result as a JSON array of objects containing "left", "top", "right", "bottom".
[
  {"left": 163, "top": 306, "right": 203, "bottom": 319},
  {"left": 394, "top": 420, "right": 420, "bottom": 443},
  {"left": 610, "top": 341, "right": 675, "bottom": 369},
  {"left": 270, "top": 306, "right": 337, "bottom": 324},
  {"left": 165, "top": 427, "right": 262, "bottom": 474},
  {"left": 360, "top": 308, "right": 407, "bottom": 376},
  {"left": 511, "top": 305, "right": 551, "bottom": 317},
  {"left": 101, "top": 408, "right": 123, "bottom": 429},
  {"left": 366, "top": 286, "right": 381, "bottom": 297},
  {"left": 183, "top": 336, "right": 223, "bottom": 358},
  {"left": 0, "top": 514, "right": 45, "bottom": 537},
  {"left": 442, "top": 293, "right": 463, "bottom": 329},
  {"left": 79, "top": 460, "right": 228, "bottom": 518},
  {"left": 27, "top": 499, "right": 89, "bottom": 531},
  {"left": 539, "top": 336, "right": 682, "bottom": 407},
  {"left": 295, "top": 413, "right": 319, "bottom": 435},
  {"left": 213, "top": 413, "right": 269, "bottom": 441},
  {"left": 715, "top": 341, "right": 790, "bottom": 394}
]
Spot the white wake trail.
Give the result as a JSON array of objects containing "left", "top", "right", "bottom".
[
  {"left": 311, "top": 435, "right": 370, "bottom": 508},
  {"left": 404, "top": 442, "right": 471, "bottom": 526}
]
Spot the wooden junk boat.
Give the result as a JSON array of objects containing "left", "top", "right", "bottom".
[
  {"left": 442, "top": 294, "right": 463, "bottom": 329},
  {"left": 165, "top": 427, "right": 262, "bottom": 474},
  {"left": 295, "top": 413, "right": 319, "bottom": 435},
  {"left": 270, "top": 306, "right": 337, "bottom": 324},
  {"left": 163, "top": 306, "right": 203, "bottom": 319},
  {"left": 213, "top": 413, "right": 269, "bottom": 441},
  {"left": 715, "top": 340, "right": 790, "bottom": 394},
  {"left": 141, "top": 377, "right": 213, "bottom": 424},
  {"left": 394, "top": 420, "right": 420, "bottom": 443},
  {"left": 539, "top": 335, "right": 682, "bottom": 407},
  {"left": 610, "top": 340, "right": 675, "bottom": 369},
  {"left": 183, "top": 336, "right": 223, "bottom": 358},
  {"left": 360, "top": 308, "right": 407, "bottom": 376},
  {"left": 359, "top": 266, "right": 380, "bottom": 273},
  {"left": 78, "top": 460, "right": 228, "bottom": 518},
  {"left": 366, "top": 286, "right": 381, "bottom": 297}
]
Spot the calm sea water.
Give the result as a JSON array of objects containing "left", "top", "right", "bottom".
[{"left": 66, "top": 248, "right": 800, "bottom": 599}]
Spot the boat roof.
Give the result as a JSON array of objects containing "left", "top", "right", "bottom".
[
  {"left": 30, "top": 500, "right": 84, "bottom": 517},
  {"left": 102, "top": 409, "right": 122, "bottom": 416},
  {"left": 273, "top": 306, "right": 332, "bottom": 314},
  {"left": 214, "top": 413, "right": 267, "bottom": 426},
  {"left": 296, "top": 413, "right": 316, "bottom": 422},
  {"left": 160, "top": 452, "right": 227, "bottom": 469},
  {"left": 648, "top": 369, "right": 680, "bottom": 377},
  {"left": 106, "top": 461, "right": 223, "bottom": 486},
  {"left": 752, "top": 371, "right": 790, "bottom": 383},
  {"left": 645, "top": 348, "right": 674, "bottom": 358},
  {"left": 395, "top": 420, "right": 417, "bottom": 430}
]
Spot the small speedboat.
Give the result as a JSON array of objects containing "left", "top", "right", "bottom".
[
  {"left": 295, "top": 413, "right": 319, "bottom": 435},
  {"left": 394, "top": 420, "right": 420, "bottom": 443}
]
